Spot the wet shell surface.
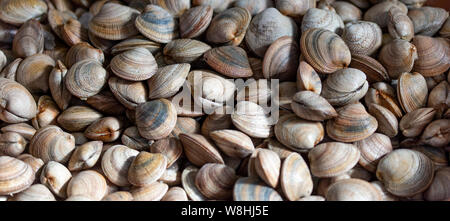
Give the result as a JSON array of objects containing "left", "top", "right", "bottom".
[
  {"left": 233, "top": 176, "right": 283, "bottom": 201},
  {"left": 0, "top": 156, "right": 35, "bottom": 195}
]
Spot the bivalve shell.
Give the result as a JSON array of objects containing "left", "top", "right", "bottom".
[
  {"left": 150, "top": 137, "right": 183, "bottom": 168},
  {"left": 29, "top": 125, "right": 76, "bottom": 163},
  {"left": 135, "top": 99, "right": 177, "bottom": 140},
  {"left": 128, "top": 152, "right": 167, "bottom": 187},
  {"left": 68, "top": 141, "right": 103, "bottom": 171},
  {"left": 262, "top": 36, "right": 299, "bottom": 81},
  {"left": 163, "top": 39, "right": 211, "bottom": 64},
  {"left": 131, "top": 181, "right": 168, "bottom": 201},
  {"left": 301, "top": 8, "right": 344, "bottom": 34},
  {"left": 135, "top": 5, "right": 178, "bottom": 43},
  {"left": 291, "top": 91, "right": 337, "bottom": 121},
  {"left": 281, "top": 152, "right": 313, "bottom": 201},
  {"left": 254, "top": 149, "right": 281, "bottom": 188},
  {"left": 179, "top": 133, "right": 224, "bottom": 167},
  {"left": 40, "top": 161, "right": 72, "bottom": 198},
  {"left": 110, "top": 47, "right": 157, "bottom": 81},
  {"left": 65, "top": 59, "right": 108, "bottom": 100},
  {"left": 231, "top": 101, "right": 274, "bottom": 138},
  {"left": 195, "top": 163, "right": 237, "bottom": 200},
  {"left": 12, "top": 19, "right": 44, "bottom": 58},
  {"left": 67, "top": 170, "right": 108, "bottom": 201},
  {"left": 412, "top": 36, "right": 450, "bottom": 77},
  {"left": 9, "top": 184, "right": 56, "bottom": 201},
  {"left": 354, "top": 133, "right": 393, "bottom": 172},
  {"left": 179, "top": 6, "right": 213, "bottom": 39},
  {"left": 233, "top": 176, "right": 283, "bottom": 201},
  {"left": 101, "top": 145, "right": 139, "bottom": 186},
  {"left": 326, "top": 178, "right": 382, "bottom": 201},
  {"left": 0, "top": 156, "right": 35, "bottom": 195},
  {"left": 148, "top": 63, "right": 190, "bottom": 99},
  {"left": 206, "top": 7, "right": 251, "bottom": 46},
  {"left": 204, "top": 46, "right": 253, "bottom": 78},
  {"left": 16, "top": 53, "right": 55, "bottom": 93},
  {"left": 0, "top": 0, "right": 48, "bottom": 26},
  {"left": 342, "top": 21, "right": 382, "bottom": 56},
  {"left": 209, "top": 129, "right": 255, "bottom": 159},
  {"left": 321, "top": 68, "right": 369, "bottom": 106},
  {"left": 397, "top": 72, "right": 428, "bottom": 113}
]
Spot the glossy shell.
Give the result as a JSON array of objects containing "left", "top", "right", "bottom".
[{"left": 128, "top": 152, "right": 167, "bottom": 187}]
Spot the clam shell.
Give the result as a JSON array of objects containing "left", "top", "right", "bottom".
[
  {"left": 300, "top": 28, "right": 351, "bottom": 74},
  {"left": 16, "top": 154, "right": 43, "bottom": 180},
  {"left": 195, "top": 163, "right": 237, "bottom": 200},
  {"left": 408, "top": 6, "right": 449, "bottom": 36},
  {"left": 0, "top": 20, "right": 17, "bottom": 43},
  {"left": 368, "top": 104, "right": 398, "bottom": 138},
  {"left": 349, "top": 54, "right": 389, "bottom": 83},
  {"left": 420, "top": 119, "right": 450, "bottom": 148},
  {"left": 378, "top": 39, "right": 418, "bottom": 79},
  {"left": 210, "top": 129, "right": 255, "bottom": 159},
  {"left": 206, "top": 7, "right": 251, "bottom": 46},
  {"left": 233, "top": 176, "right": 283, "bottom": 201},
  {"left": 181, "top": 166, "right": 207, "bottom": 201},
  {"left": 309, "top": 142, "right": 360, "bottom": 178},
  {"left": 67, "top": 170, "right": 108, "bottom": 201},
  {"left": 1, "top": 123, "right": 36, "bottom": 141},
  {"left": 60, "top": 19, "right": 89, "bottom": 46},
  {"left": 148, "top": 63, "right": 190, "bottom": 99},
  {"left": 412, "top": 146, "right": 448, "bottom": 170},
  {"left": 68, "top": 141, "right": 102, "bottom": 171},
  {"left": 376, "top": 149, "right": 434, "bottom": 197},
  {"left": 354, "top": 133, "right": 393, "bottom": 172},
  {"left": 298, "top": 195, "right": 326, "bottom": 201},
  {"left": 193, "top": 0, "right": 234, "bottom": 13},
  {"left": 0, "top": 132, "right": 27, "bottom": 157},
  {"left": 387, "top": 7, "right": 414, "bottom": 41},
  {"left": 158, "top": 159, "right": 181, "bottom": 186},
  {"left": 0, "top": 156, "right": 35, "bottom": 195},
  {"left": 163, "top": 39, "right": 211, "bottom": 64},
  {"left": 135, "top": 99, "right": 177, "bottom": 140},
  {"left": 88, "top": 3, "right": 140, "bottom": 40},
  {"left": 65, "top": 195, "right": 93, "bottom": 201},
  {"left": 161, "top": 187, "right": 188, "bottom": 201},
  {"left": 47, "top": 9, "right": 76, "bottom": 39},
  {"left": 16, "top": 53, "right": 55, "bottom": 93},
  {"left": 86, "top": 91, "right": 125, "bottom": 116},
  {"left": 245, "top": 7, "right": 298, "bottom": 57},
  {"left": 128, "top": 152, "right": 167, "bottom": 187},
  {"left": 150, "top": 137, "right": 183, "bottom": 168},
  {"left": 110, "top": 47, "right": 158, "bottom": 81},
  {"left": 254, "top": 149, "right": 280, "bottom": 188},
  {"left": 204, "top": 46, "right": 253, "bottom": 78},
  {"left": 9, "top": 184, "right": 56, "bottom": 201},
  {"left": 31, "top": 95, "right": 60, "bottom": 129},
  {"left": 281, "top": 152, "right": 313, "bottom": 201},
  {"left": 301, "top": 8, "right": 344, "bottom": 34},
  {"left": 149, "top": 0, "right": 191, "bottom": 17},
  {"left": 102, "top": 191, "right": 134, "bottom": 201},
  {"left": 276, "top": 0, "right": 315, "bottom": 18},
  {"left": 135, "top": 5, "right": 178, "bottom": 43},
  {"left": 331, "top": 1, "right": 362, "bottom": 23},
  {"left": 170, "top": 117, "right": 201, "bottom": 138},
  {"left": 266, "top": 139, "right": 293, "bottom": 161},
  {"left": 12, "top": 19, "right": 44, "bottom": 58},
  {"left": 291, "top": 91, "right": 337, "bottom": 121},
  {"left": 65, "top": 42, "right": 105, "bottom": 68},
  {"left": 121, "top": 126, "right": 150, "bottom": 151},
  {"left": 262, "top": 36, "right": 299, "bottom": 81},
  {"left": 131, "top": 181, "right": 168, "bottom": 201},
  {"left": 371, "top": 181, "right": 399, "bottom": 201},
  {"left": 342, "top": 21, "right": 382, "bottom": 56},
  {"left": 88, "top": 31, "right": 117, "bottom": 55},
  {"left": 179, "top": 6, "right": 213, "bottom": 38},
  {"left": 84, "top": 117, "right": 123, "bottom": 142},
  {"left": 0, "top": 57, "right": 21, "bottom": 80},
  {"left": 364, "top": 82, "right": 403, "bottom": 118},
  {"left": 179, "top": 133, "right": 224, "bottom": 167},
  {"left": 236, "top": 79, "right": 271, "bottom": 105},
  {"left": 321, "top": 68, "right": 369, "bottom": 106},
  {"left": 274, "top": 114, "right": 324, "bottom": 152},
  {"left": 40, "top": 161, "right": 71, "bottom": 198},
  {"left": 363, "top": 0, "right": 408, "bottom": 28},
  {"left": 108, "top": 76, "right": 148, "bottom": 109},
  {"left": 65, "top": 59, "right": 108, "bottom": 100},
  {"left": 427, "top": 81, "right": 449, "bottom": 118},
  {"left": 439, "top": 17, "right": 450, "bottom": 38},
  {"left": 0, "top": 0, "right": 48, "bottom": 26},
  {"left": 231, "top": 101, "right": 274, "bottom": 138},
  {"left": 326, "top": 178, "right": 382, "bottom": 201},
  {"left": 412, "top": 36, "right": 450, "bottom": 77},
  {"left": 111, "top": 37, "right": 161, "bottom": 55},
  {"left": 274, "top": 81, "right": 301, "bottom": 111},
  {"left": 57, "top": 106, "right": 103, "bottom": 132},
  {"left": 400, "top": 108, "right": 436, "bottom": 137},
  {"left": 49, "top": 60, "right": 72, "bottom": 110},
  {"left": 423, "top": 167, "right": 450, "bottom": 201},
  {"left": 201, "top": 107, "right": 232, "bottom": 137},
  {"left": 296, "top": 61, "right": 322, "bottom": 94},
  {"left": 234, "top": 0, "right": 274, "bottom": 16},
  {"left": 101, "top": 145, "right": 139, "bottom": 186},
  {"left": 29, "top": 125, "right": 76, "bottom": 163},
  {"left": 397, "top": 72, "right": 428, "bottom": 113},
  {"left": 327, "top": 102, "right": 378, "bottom": 142}
]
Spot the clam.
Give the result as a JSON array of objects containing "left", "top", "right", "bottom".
[
  {"left": 181, "top": 166, "right": 207, "bottom": 201},
  {"left": 245, "top": 7, "right": 298, "bottom": 57},
  {"left": 0, "top": 0, "right": 48, "bottom": 26},
  {"left": 412, "top": 146, "right": 448, "bottom": 170},
  {"left": 68, "top": 141, "right": 103, "bottom": 171},
  {"left": 60, "top": 19, "right": 89, "bottom": 46},
  {"left": 291, "top": 91, "right": 337, "bottom": 121},
  {"left": 101, "top": 145, "right": 139, "bottom": 186},
  {"left": 387, "top": 7, "right": 414, "bottom": 41},
  {"left": 262, "top": 36, "right": 299, "bottom": 81},
  {"left": 102, "top": 191, "right": 134, "bottom": 201},
  {"left": 266, "top": 139, "right": 293, "bottom": 161},
  {"left": 149, "top": 0, "right": 191, "bottom": 17},
  {"left": 170, "top": 117, "right": 201, "bottom": 138},
  {"left": 67, "top": 170, "right": 108, "bottom": 201},
  {"left": 164, "top": 39, "right": 211, "bottom": 64},
  {"left": 8, "top": 184, "right": 56, "bottom": 201},
  {"left": 49, "top": 61, "right": 72, "bottom": 110},
  {"left": 397, "top": 72, "right": 428, "bottom": 113},
  {"left": 88, "top": 3, "right": 140, "bottom": 40},
  {"left": 65, "top": 195, "right": 93, "bottom": 201},
  {"left": 0, "top": 132, "right": 27, "bottom": 157},
  {"left": 354, "top": 133, "right": 393, "bottom": 172},
  {"left": 206, "top": 7, "right": 251, "bottom": 46},
  {"left": 301, "top": 8, "right": 344, "bottom": 34},
  {"left": 408, "top": 7, "right": 449, "bottom": 36},
  {"left": 439, "top": 17, "right": 450, "bottom": 38},
  {"left": 236, "top": 79, "right": 271, "bottom": 105},
  {"left": 412, "top": 36, "right": 450, "bottom": 77},
  {"left": 57, "top": 106, "right": 103, "bottom": 132},
  {"left": 179, "top": 133, "right": 224, "bottom": 167},
  {"left": 65, "top": 42, "right": 105, "bottom": 68},
  {"left": 161, "top": 187, "right": 188, "bottom": 201},
  {"left": 427, "top": 81, "right": 449, "bottom": 118},
  {"left": 31, "top": 95, "right": 59, "bottom": 129},
  {"left": 300, "top": 28, "right": 351, "bottom": 74},
  {"left": 40, "top": 161, "right": 72, "bottom": 198},
  {"left": 326, "top": 178, "right": 382, "bottom": 201},
  {"left": 150, "top": 137, "right": 183, "bottom": 168},
  {"left": 420, "top": 119, "right": 450, "bottom": 148},
  {"left": 342, "top": 21, "right": 382, "bottom": 56},
  {"left": 0, "top": 156, "right": 35, "bottom": 195},
  {"left": 135, "top": 5, "right": 178, "bottom": 43},
  {"left": 321, "top": 68, "right": 369, "bottom": 106},
  {"left": 86, "top": 90, "right": 126, "bottom": 115},
  {"left": 195, "top": 163, "right": 237, "bottom": 200},
  {"left": 135, "top": 99, "right": 177, "bottom": 140},
  {"left": 88, "top": 31, "right": 117, "bottom": 55},
  {"left": 234, "top": 0, "right": 273, "bottom": 15},
  {"left": 204, "top": 46, "right": 253, "bottom": 78},
  {"left": 47, "top": 9, "right": 75, "bottom": 39},
  {"left": 201, "top": 106, "right": 233, "bottom": 137},
  {"left": 274, "top": 81, "right": 303, "bottom": 111},
  {"left": 308, "top": 142, "right": 360, "bottom": 178},
  {"left": 108, "top": 76, "right": 148, "bottom": 109},
  {"left": 110, "top": 48, "right": 157, "bottom": 81},
  {"left": 121, "top": 126, "right": 149, "bottom": 151},
  {"left": 111, "top": 37, "right": 161, "bottom": 55},
  {"left": 368, "top": 104, "right": 398, "bottom": 138},
  {"left": 179, "top": 6, "right": 213, "bottom": 39},
  {"left": 363, "top": 0, "right": 408, "bottom": 28},
  {"left": 128, "top": 152, "right": 167, "bottom": 187},
  {"left": 423, "top": 167, "right": 450, "bottom": 201},
  {"left": 376, "top": 149, "right": 434, "bottom": 197},
  {"left": 231, "top": 101, "right": 274, "bottom": 138},
  {"left": 371, "top": 181, "right": 399, "bottom": 201},
  {"left": 131, "top": 181, "right": 168, "bottom": 201},
  {"left": 254, "top": 149, "right": 280, "bottom": 188},
  {"left": 233, "top": 176, "right": 283, "bottom": 201},
  {"left": 147, "top": 64, "right": 190, "bottom": 100},
  {"left": 210, "top": 129, "right": 255, "bottom": 159},
  {"left": 276, "top": 0, "right": 315, "bottom": 18},
  {"left": 364, "top": 82, "right": 403, "bottom": 118},
  {"left": 65, "top": 59, "right": 108, "bottom": 100},
  {"left": 349, "top": 54, "right": 389, "bottom": 83},
  {"left": 158, "top": 159, "right": 181, "bottom": 186},
  {"left": 378, "top": 39, "right": 418, "bottom": 79},
  {"left": 12, "top": 19, "right": 44, "bottom": 58},
  {"left": 331, "top": 1, "right": 362, "bottom": 23},
  {"left": 298, "top": 195, "right": 326, "bottom": 201},
  {"left": 16, "top": 53, "right": 55, "bottom": 93},
  {"left": 0, "top": 56, "right": 19, "bottom": 80},
  {"left": 84, "top": 117, "right": 123, "bottom": 142},
  {"left": 274, "top": 114, "right": 324, "bottom": 152},
  {"left": 169, "top": 91, "right": 205, "bottom": 117},
  {"left": 296, "top": 61, "right": 322, "bottom": 94},
  {"left": 29, "top": 126, "right": 75, "bottom": 163},
  {"left": 1, "top": 123, "right": 36, "bottom": 141},
  {"left": 0, "top": 20, "right": 17, "bottom": 43},
  {"left": 281, "top": 152, "right": 313, "bottom": 201}
]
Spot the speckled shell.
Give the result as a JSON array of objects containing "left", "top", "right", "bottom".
[
  {"left": 16, "top": 53, "right": 55, "bottom": 93},
  {"left": 181, "top": 166, "right": 207, "bottom": 201},
  {"left": 135, "top": 5, "right": 178, "bottom": 43},
  {"left": 245, "top": 8, "right": 298, "bottom": 57},
  {"left": 308, "top": 142, "right": 361, "bottom": 178},
  {"left": 408, "top": 7, "right": 449, "bottom": 36},
  {"left": 204, "top": 46, "right": 253, "bottom": 78},
  {"left": 342, "top": 21, "right": 382, "bottom": 56},
  {"left": 102, "top": 191, "right": 134, "bottom": 201},
  {"left": 29, "top": 126, "right": 76, "bottom": 163},
  {"left": 326, "top": 178, "right": 382, "bottom": 201},
  {"left": 262, "top": 36, "right": 299, "bottom": 81},
  {"left": 233, "top": 176, "right": 283, "bottom": 201},
  {"left": 67, "top": 170, "right": 108, "bottom": 201},
  {"left": 88, "top": 3, "right": 140, "bottom": 40},
  {"left": 195, "top": 163, "right": 237, "bottom": 200},
  {"left": 326, "top": 102, "right": 378, "bottom": 142},
  {"left": 291, "top": 91, "right": 337, "bottom": 121},
  {"left": 412, "top": 36, "right": 450, "bottom": 77},
  {"left": 135, "top": 99, "right": 177, "bottom": 140},
  {"left": 12, "top": 19, "right": 44, "bottom": 58},
  {"left": 101, "top": 145, "right": 139, "bottom": 186},
  {"left": 110, "top": 47, "right": 158, "bottom": 81},
  {"left": 179, "top": 133, "right": 224, "bottom": 167},
  {"left": 68, "top": 141, "right": 102, "bottom": 171},
  {"left": 321, "top": 68, "right": 369, "bottom": 106},
  {"left": 281, "top": 152, "right": 313, "bottom": 201},
  {"left": 378, "top": 39, "right": 418, "bottom": 79},
  {"left": 376, "top": 149, "right": 434, "bottom": 197},
  {"left": 354, "top": 133, "right": 393, "bottom": 172},
  {"left": 301, "top": 8, "right": 344, "bottom": 34},
  {"left": 210, "top": 129, "right": 255, "bottom": 159},
  {"left": 400, "top": 108, "right": 436, "bottom": 137},
  {"left": 206, "top": 7, "right": 251, "bottom": 46},
  {"left": 65, "top": 59, "right": 108, "bottom": 100},
  {"left": 128, "top": 152, "right": 167, "bottom": 187},
  {"left": 300, "top": 28, "right": 351, "bottom": 74},
  {"left": 148, "top": 63, "right": 190, "bottom": 99},
  {"left": 163, "top": 39, "right": 211, "bottom": 64},
  {"left": 231, "top": 101, "right": 274, "bottom": 138},
  {"left": 368, "top": 104, "right": 398, "bottom": 138},
  {"left": 349, "top": 54, "right": 389, "bottom": 83},
  {"left": 150, "top": 137, "right": 183, "bottom": 167},
  {"left": 0, "top": 156, "right": 35, "bottom": 195},
  {"left": 9, "top": 184, "right": 56, "bottom": 201},
  {"left": 397, "top": 72, "right": 428, "bottom": 113},
  {"left": 179, "top": 6, "right": 213, "bottom": 38},
  {"left": 0, "top": 0, "right": 48, "bottom": 26}
]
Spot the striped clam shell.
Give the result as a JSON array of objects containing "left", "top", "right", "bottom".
[
  {"left": 209, "top": 129, "right": 255, "bottom": 159},
  {"left": 67, "top": 170, "right": 108, "bottom": 201},
  {"left": 408, "top": 6, "right": 449, "bottom": 36},
  {"left": 364, "top": 82, "right": 403, "bottom": 118},
  {"left": 181, "top": 166, "right": 207, "bottom": 201},
  {"left": 131, "top": 181, "right": 169, "bottom": 201},
  {"left": 281, "top": 152, "right": 313, "bottom": 201},
  {"left": 65, "top": 42, "right": 105, "bottom": 68},
  {"left": 150, "top": 137, "right": 183, "bottom": 168},
  {"left": 60, "top": 19, "right": 89, "bottom": 47},
  {"left": 231, "top": 101, "right": 274, "bottom": 138},
  {"left": 201, "top": 107, "right": 232, "bottom": 137},
  {"left": 276, "top": 0, "right": 315, "bottom": 18},
  {"left": 206, "top": 7, "right": 251, "bottom": 46},
  {"left": 423, "top": 167, "right": 450, "bottom": 201},
  {"left": 149, "top": 0, "right": 191, "bottom": 17},
  {"left": 0, "top": 78, "right": 37, "bottom": 123},
  {"left": 354, "top": 133, "right": 393, "bottom": 172},
  {"left": 161, "top": 187, "right": 188, "bottom": 201},
  {"left": 9, "top": 184, "right": 56, "bottom": 201},
  {"left": 101, "top": 145, "right": 139, "bottom": 186},
  {"left": 296, "top": 61, "right": 322, "bottom": 94},
  {"left": 368, "top": 104, "right": 398, "bottom": 138},
  {"left": 111, "top": 37, "right": 161, "bottom": 55},
  {"left": 84, "top": 117, "right": 123, "bottom": 142},
  {"left": 135, "top": 99, "right": 178, "bottom": 140},
  {"left": 170, "top": 117, "right": 201, "bottom": 138},
  {"left": 128, "top": 152, "right": 168, "bottom": 187},
  {"left": 110, "top": 47, "right": 158, "bottom": 81},
  {"left": 301, "top": 8, "right": 344, "bottom": 34},
  {"left": 108, "top": 76, "right": 148, "bottom": 109},
  {"left": 412, "top": 146, "right": 448, "bottom": 170},
  {"left": 195, "top": 163, "right": 237, "bottom": 200},
  {"left": 254, "top": 149, "right": 281, "bottom": 188},
  {"left": 65, "top": 59, "right": 108, "bottom": 100},
  {"left": 326, "top": 178, "right": 382, "bottom": 201},
  {"left": 29, "top": 125, "right": 76, "bottom": 163},
  {"left": 135, "top": 5, "right": 179, "bottom": 43},
  {"left": 0, "top": 156, "right": 35, "bottom": 195},
  {"left": 163, "top": 39, "right": 211, "bottom": 64},
  {"left": 400, "top": 108, "right": 436, "bottom": 137},
  {"left": 397, "top": 72, "right": 428, "bottom": 113},
  {"left": 263, "top": 36, "right": 299, "bottom": 81},
  {"left": 300, "top": 28, "right": 351, "bottom": 74},
  {"left": 57, "top": 106, "right": 103, "bottom": 132},
  {"left": 0, "top": 0, "right": 48, "bottom": 26},
  {"left": 378, "top": 39, "right": 417, "bottom": 79},
  {"left": 349, "top": 54, "right": 389, "bottom": 83},
  {"left": 204, "top": 46, "right": 253, "bottom": 78},
  {"left": 233, "top": 176, "right": 283, "bottom": 201},
  {"left": 102, "top": 191, "right": 134, "bottom": 201},
  {"left": 291, "top": 91, "right": 337, "bottom": 121},
  {"left": 179, "top": 133, "right": 224, "bottom": 167},
  {"left": 12, "top": 19, "right": 44, "bottom": 58},
  {"left": 148, "top": 63, "right": 190, "bottom": 99},
  {"left": 308, "top": 142, "right": 361, "bottom": 178},
  {"left": 326, "top": 102, "right": 378, "bottom": 142},
  {"left": 412, "top": 36, "right": 450, "bottom": 77},
  {"left": 88, "top": 3, "right": 140, "bottom": 40},
  {"left": 16, "top": 53, "right": 55, "bottom": 93},
  {"left": 68, "top": 141, "right": 103, "bottom": 171},
  {"left": 180, "top": 6, "right": 213, "bottom": 39},
  {"left": 49, "top": 61, "right": 72, "bottom": 110}
]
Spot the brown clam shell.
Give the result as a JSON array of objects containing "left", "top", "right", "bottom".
[
  {"left": 179, "top": 133, "right": 224, "bottom": 167},
  {"left": 204, "top": 46, "right": 253, "bottom": 78},
  {"left": 195, "top": 163, "right": 237, "bottom": 200}
]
